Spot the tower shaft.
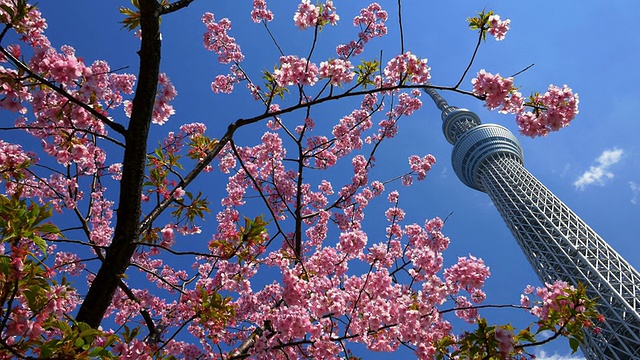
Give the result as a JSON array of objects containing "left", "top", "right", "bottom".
[
  {"left": 479, "top": 154, "right": 640, "bottom": 359},
  {"left": 425, "top": 87, "right": 640, "bottom": 358}
]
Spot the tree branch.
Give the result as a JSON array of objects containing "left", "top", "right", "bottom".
[
  {"left": 160, "top": 0, "right": 197, "bottom": 15},
  {"left": 139, "top": 83, "right": 477, "bottom": 234},
  {"left": 0, "top": 46, "right": 127, "bottom": 136},
  {"left": 0, "top": 126, "right": 125, "bottom": 148}
]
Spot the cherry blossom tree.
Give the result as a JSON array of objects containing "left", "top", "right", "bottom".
[{"left": 0, "top": 1, "right": 593, "bottom": 359}]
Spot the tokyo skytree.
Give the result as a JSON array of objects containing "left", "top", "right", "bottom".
[{"left": 424, "top": 87, "right": 640, "bottom": 359}]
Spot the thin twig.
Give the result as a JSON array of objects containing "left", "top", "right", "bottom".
[
  {"left": 510, "top": 63, "right": 535, "bottom": 78},
  {"left": 263, "top": 21, "right": 285, "bottom": 56},
  {"left": 453, "top": 29, "right": 485, "bottom": 89},
  {"left": 397, "top": 0, "right": 405, "bottom": 54}
]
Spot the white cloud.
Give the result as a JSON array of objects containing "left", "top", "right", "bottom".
[
  {"left": 631, "top": 181, "right": 640, "bottom": 205},
  {"left": 534, "top": 350, "right": 586, "bottom": 360},
  {"left": 538, "top": 330, "right": 554, "bottom": 340},
  {"left": 573, "top": 148, "right": 623, "bottom": 190}
]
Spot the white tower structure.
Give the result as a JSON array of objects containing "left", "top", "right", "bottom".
[{"left": 424, "top": 87, "right": 640, "bottom": 359}]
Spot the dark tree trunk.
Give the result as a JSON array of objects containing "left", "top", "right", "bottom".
[{"left": 75, "top": 0, "right": 162, "bottom": 328}]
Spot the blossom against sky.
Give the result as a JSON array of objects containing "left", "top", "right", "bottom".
[{"left": 4, "top": 1, "right": 640, "bottom": 357}]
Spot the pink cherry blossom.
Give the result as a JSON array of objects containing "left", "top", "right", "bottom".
[
  {"left": 293, "top": 0, "right": 338, "bottom": 30},
  {"left": 387, "top": 190, "right": 399, "bottom": 203},
  {"left": 293, "top": 0, "right": 319, "bottom": 30},
  {"left": 272, "top": 55, "right": 319, "bottom": 87},
  {"left": 251, "top": 0, "right": 274, "bottom": 23},
  {"left": 321, "top": 1, "right": 340, "bottom": 26},
  {"left": 454, "top": 295, "right": 479, "bottom": 323},
  {"left": 152, "top": 73, "right": 177, "bottom": 125},
  {"left": 401, "top": 174, "right": 413, "bottom": 186},
  {"left": 337, "top": 3, "right": 388, "bottom": 57},
  {"left": 488, "top": 14, "right": 510, "bottom": 41},
  {"left": 54, "top": 252, "right": 85, "bottom": 276},
  {"left": 472, "top": 71, "right": 579, "bottom": 137},
  {"left": 211, "top": 74, "right": 238, "bottom": 94},
  {"left": 383, "top": 52, "right": 430, "bottom": 86},
  {"left": 471, "top": 69, "right": 516, "bottom": 110},
  {"left": 495, "top": 327, "right": 515, "bottom": 355},
  {"left": 160, "top": 225, "right": 176, "bottom": 247},
  {"left": 516, "top": 84, "right": 579, "bottom": 137},
  {"left": 173, "top": 186, "right": 185, "bottom": 199},
  {"left": 392, "top": 90, "right": 423, "bottom": 117},
  {"left": 14, "top": 6, "right": 49, "bottom": 48},
  {"left": 108, "top": 162, "right": 122, "bottom": 180},
  {"left": 408, "top": 154, "right": 436, "bottom": 181},
  {"left": 444, "top": 255, "right": 491, "bottom": 294},
  {"left": 0, "top": 140, "right": 32, "bottom": 178},
  {"left": 202, "top": 12, "right": 244, "bottom": 64},
  {"left": 319, "top": 58, "right": 354, "bottom": 85},
  {"left": 529, "top": 281, "right": 575, "bottom": 320}
]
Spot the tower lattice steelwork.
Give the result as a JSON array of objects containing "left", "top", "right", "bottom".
[{"left": 424, "top": 87, "right": 640, "bottom": 359}]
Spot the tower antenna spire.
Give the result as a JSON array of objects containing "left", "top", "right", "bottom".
[{"left": 424, "top": 85, "right": 450, "bottom": 112}]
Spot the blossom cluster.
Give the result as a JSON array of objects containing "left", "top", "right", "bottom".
[
  {"left": 123, "top": 72, "right": 177, "bottom": 125},
  {"left": 471, "top": 69, "right": 522, "bottom": 112},
  {"left": 487, "top": 14, "right": 510, "bottom": 41},
  {"left": 318, "top": 58, "right": 354, "bottom": 86},
  {"left": 293, "top": 0, "right": 339, "bottom": 30},
  {"left": 494, "top": 327, "right": 515, "bottom": 356},
  {"left": 444, "top": 255, "right": 490, "bottom": 295},
  {"left": 408, "top": 153, "right": 436, "bottom": 181},
  {"left": 251, "top": 0, "right": 274, "bottom": 23},
  {"left": 5, "top": 41, "right": 142, "bottom": 178},
  {"left": 472, "top": 70, "right": 579, "bottom": 137},
  {"left": 152, "top": 73, "right": 177, "bottom": 125},
  {"left": 516, "top": 84, "right": 579, "bottom": 137},
  {"left": 0, "top": 140, "right": 32, "bottom": 179},
  {"left": 524, "top": 281, "right": 573, "bottom": 320},
  {"left": 367, "top": 89, "right": 423, "bottom": 148},
  {"left": 382, "top": 52, "right": 430, "bottom": 86},
  {"left": 202, "top": 12, "right": 244, "bottom": 64},
  {"left": 211, "top": 73, "right": 239, "bottom": 94},
  {"left": 162, "top": 122, "right": 208, "bottom": 156},
  {"left": 0, "top": 65, "right": 31, "bottom": 112},
  {"left": 336, "top": 3, "right": 388, "bottom": 57},
  {"left": 2, "top": 3, "right": 49, "bottom": 48},
  {"left": 272, "top": 55, "right": 319, "bottom": 87}
]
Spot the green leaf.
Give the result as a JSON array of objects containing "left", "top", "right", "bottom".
[
  {"left": 36, "top": 223, "right": 60, "bottom": 235},
  {"left": 32, "top": 235, "right": 47, "bottom": 256},
  {"left": 89, "top": 346, "right": 105, "bottom": 356},
  {"left": 118, "top": 6, "right": 141, "bottom": 31},
  {"left": 39, "top": 343, "right": 55, "bottom": 358},
  {"left": 76, "top": 321, "right": 92, "bottom": 333},
  {"left": 569, "top": 337, "right": 580, "bottom": 353},
  {"left": 516, "top": 328, "right": 536, "bottom": 343}
]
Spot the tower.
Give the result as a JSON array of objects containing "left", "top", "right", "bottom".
[{"left": 424, "top": 87, "right": 640, "bottom": 359}]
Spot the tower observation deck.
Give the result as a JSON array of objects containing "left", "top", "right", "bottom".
[{"left": 424, "top": 87, "right": 640, "bottom": 359}]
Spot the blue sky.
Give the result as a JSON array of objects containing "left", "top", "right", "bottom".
[{"left": 5, "top": 1, "right": 640, "bottom": 358}]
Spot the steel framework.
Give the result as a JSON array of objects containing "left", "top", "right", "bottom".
[{"left": 424, "top": 87, "right": 640, "bottom": 359}]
